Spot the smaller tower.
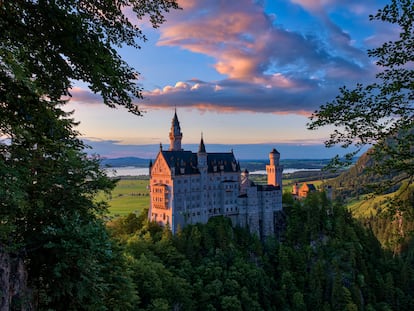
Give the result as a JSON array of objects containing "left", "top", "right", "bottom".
[
  {"left": 197, "top": 133, "right": 208, "bottom": 222},
  {"left": 266, "top": 148, "right": 283, "bottom": 188},
  {"left": 241, "top": 168, "right": 249, "bottom": 182},
  {"left": 169, "top": 109, "right": 183, "bottom": 151},
  {"left": 292, "top": 182, "right": 299, "bottom": 196}
]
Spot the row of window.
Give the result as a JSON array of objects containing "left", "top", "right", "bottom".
[
  {"left": 174, "top": 175, "right": 238, "bottom": 184},
  {"left": 152, "top": 197, "right": 166, "bottom": 203},
  {"left": 153, "top": 203, "right": 168, "bottom": 209},
  {"left": 152, "top": 179, "right": 170, "bottom": 185},
  {"left": 152, "top": 187, "right": 166, "bottom": 194},
  {"left": 151, "top": 213, "right": 169, "bottom": 222}
]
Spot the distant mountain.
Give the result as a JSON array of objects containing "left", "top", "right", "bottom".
[
  {"left": 326, "top": 150, "right": 404, "bottom": 201},
  {"left": 240, "top": 158, "right": 334, "bottom": 172},
  {"left": 100, "top": 157, "right": 337, "bottom": 170},
  {"left": 100, "top": 157, "right": 150, "bottom": 167}
]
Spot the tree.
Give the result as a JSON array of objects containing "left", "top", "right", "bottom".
[
  {"left": 0, "top": 0, "right": 178, "bottom": 308},
  {"left": 308, "top": 0, "right": 413, "bottom": 190},
  {"left": 1, "top": 0, "right": 179, "bottom": 113}
]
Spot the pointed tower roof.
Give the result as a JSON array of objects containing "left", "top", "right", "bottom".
[
  {"left": 198, "top": 133, "right": 206, "bottom": 153},
  {"left": 169, "top": 109, "right": 183, "bottom": 151},
  {"left": 171, "top": 108, "right": 181, "bottom": 134},
  {"left": 172, "top": 108, "right": 179, "bottom": 125}
]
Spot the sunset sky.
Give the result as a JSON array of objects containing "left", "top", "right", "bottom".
[{"left": 67, "top": 0, "right": 396, "bottom": 159}]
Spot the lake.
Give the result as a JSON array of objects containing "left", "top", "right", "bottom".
[{"left": 104, "top": 166, "right": 320, "bottom": 177}]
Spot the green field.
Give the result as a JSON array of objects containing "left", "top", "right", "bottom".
[
  {"left": 97, "top": 178, "right": 150, "bottom": 217},
  {"left": 346, "top": 191, "right": 399, "bottom": 218}
]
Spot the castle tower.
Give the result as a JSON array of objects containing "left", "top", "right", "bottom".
[
  {"left": 197, "top": 133, "right": 207, "bottom": 172},
  {"left": 197, "top": 134, "right": 208, "bottom": 222},
  {"left": 292, "top": 182, "right": 299, "bottom": 196},
  {"left": 197, "top": 135, "right": 207, "bottom": 167},
  {"left": 169, "top": 109, "right": 183, "bottom": 151},
  {"left": 266, "top": 148, "right": 283, "bottom": 188}
]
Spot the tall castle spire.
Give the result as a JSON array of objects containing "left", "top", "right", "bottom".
[
  {"left": 169, "top": 109, "right": 183, "bottom": 151},
  {"left": 198, "top": 132, "right": 206, "bottom": 153}
]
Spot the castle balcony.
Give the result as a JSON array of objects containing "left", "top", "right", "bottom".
[{"left": 225, "top": 207, "right": 239, "bottom": 215}]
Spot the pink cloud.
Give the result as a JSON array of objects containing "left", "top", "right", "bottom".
[
  {"left": 158, "top": 1, "right": 281, "bottom": 81},
  {"left": 69, "top": 87, "right": 103, "bottom": 104},
  {"left": 141, "top": 78, "right": 335, "bottom": 116},
  {"left": 69, "top": 1, "right": 389, "bottom": 117},
  {"left": 158, "top": 0, "right": 373, "bottom": 87}
]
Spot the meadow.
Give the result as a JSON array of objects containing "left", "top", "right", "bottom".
[{"left": 97, "top": 178, "right": 150, "bottom": 217}]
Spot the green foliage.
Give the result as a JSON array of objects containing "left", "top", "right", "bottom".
[
  {"left": 327, "top": 153, "right": 414, "bottom": 250},
  {"left": 308, "top": 0, "right": 414, "bottom": 191},
  {"left": 0, "top": 0, "right": 179, "bottom": 114},
  {"left": 1, "top": 0, "right": 178, "bottom": 308},
  {"left": 110, "top": 196, "right": 414, "bottom": 310},
  {"left": 0, "top": 96, "right": 140, "bottom": 309},
  {"left": 326, "top": 152, "right": 403, "bottom": 201}
]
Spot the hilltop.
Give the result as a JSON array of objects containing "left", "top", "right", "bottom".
[{"left": 324, "top": 148, "right": 413, "bottom": 250}]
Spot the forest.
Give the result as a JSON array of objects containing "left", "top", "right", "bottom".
[{"left": 103, "top": 191, "right": 414, "bottom": 311}]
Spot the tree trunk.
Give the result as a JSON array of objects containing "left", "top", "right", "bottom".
[
  {"left": 0, "top": 247, "right": 11, "bottom": 311},
  {"left": 0, "top": 246, "right": 32, "bottom": 311}
]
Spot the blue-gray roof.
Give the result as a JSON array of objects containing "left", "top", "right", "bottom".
[{"left": 160, "top": 150, "right": 239, "bottom": 175}]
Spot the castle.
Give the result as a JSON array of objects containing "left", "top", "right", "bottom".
[{"left": 148, "top": 111, "right": 283, "bottom": 237}]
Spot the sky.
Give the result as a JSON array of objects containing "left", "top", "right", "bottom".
[{"left": 67, "top": 0, "right": 397, "bottom": 159}]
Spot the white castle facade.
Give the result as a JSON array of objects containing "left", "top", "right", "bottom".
[{"left": 148, "top": 111, "right": 283, "bottom": 237}]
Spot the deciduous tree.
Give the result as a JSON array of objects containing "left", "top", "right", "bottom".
[{"left": 1, "top": 0, "right": 178, "bottom": 308}]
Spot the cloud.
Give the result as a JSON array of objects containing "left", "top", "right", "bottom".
[
  {"left": 160, "top": 0, "right": 350, "bottom": 81},
  {"left": 142, "top": 78, "right": 336, "bottom": 114},
  {"left": 69, "top": 87, "right": 103, "bottom": 104},
  {"left": 70, "top": 1, "right": 389, "bottom": 115},
  {"left": 138, "top": 0, "right": 380, "bottom": 114}
]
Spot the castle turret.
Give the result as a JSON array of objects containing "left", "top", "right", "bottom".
[
  {"left": 197, "top": 133, "right": 207, "bottom": 172},
  {"left": 292, "top": 182, "right": 299, "bottom": 196},
  {"left": 266, "top": 148, "right": 283, "bottom": 188},
  {"left": 198, "top": 133, "right": 206, "bottom": 153},
  {"left": 241, "top": 168, "right": 249, "bottom": 181},
  {"left": 197, "top": 134, "right": 208, "bottom": 222},
  {"left": 169, "top": 109, "right": 183, "bottom": 151}
]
